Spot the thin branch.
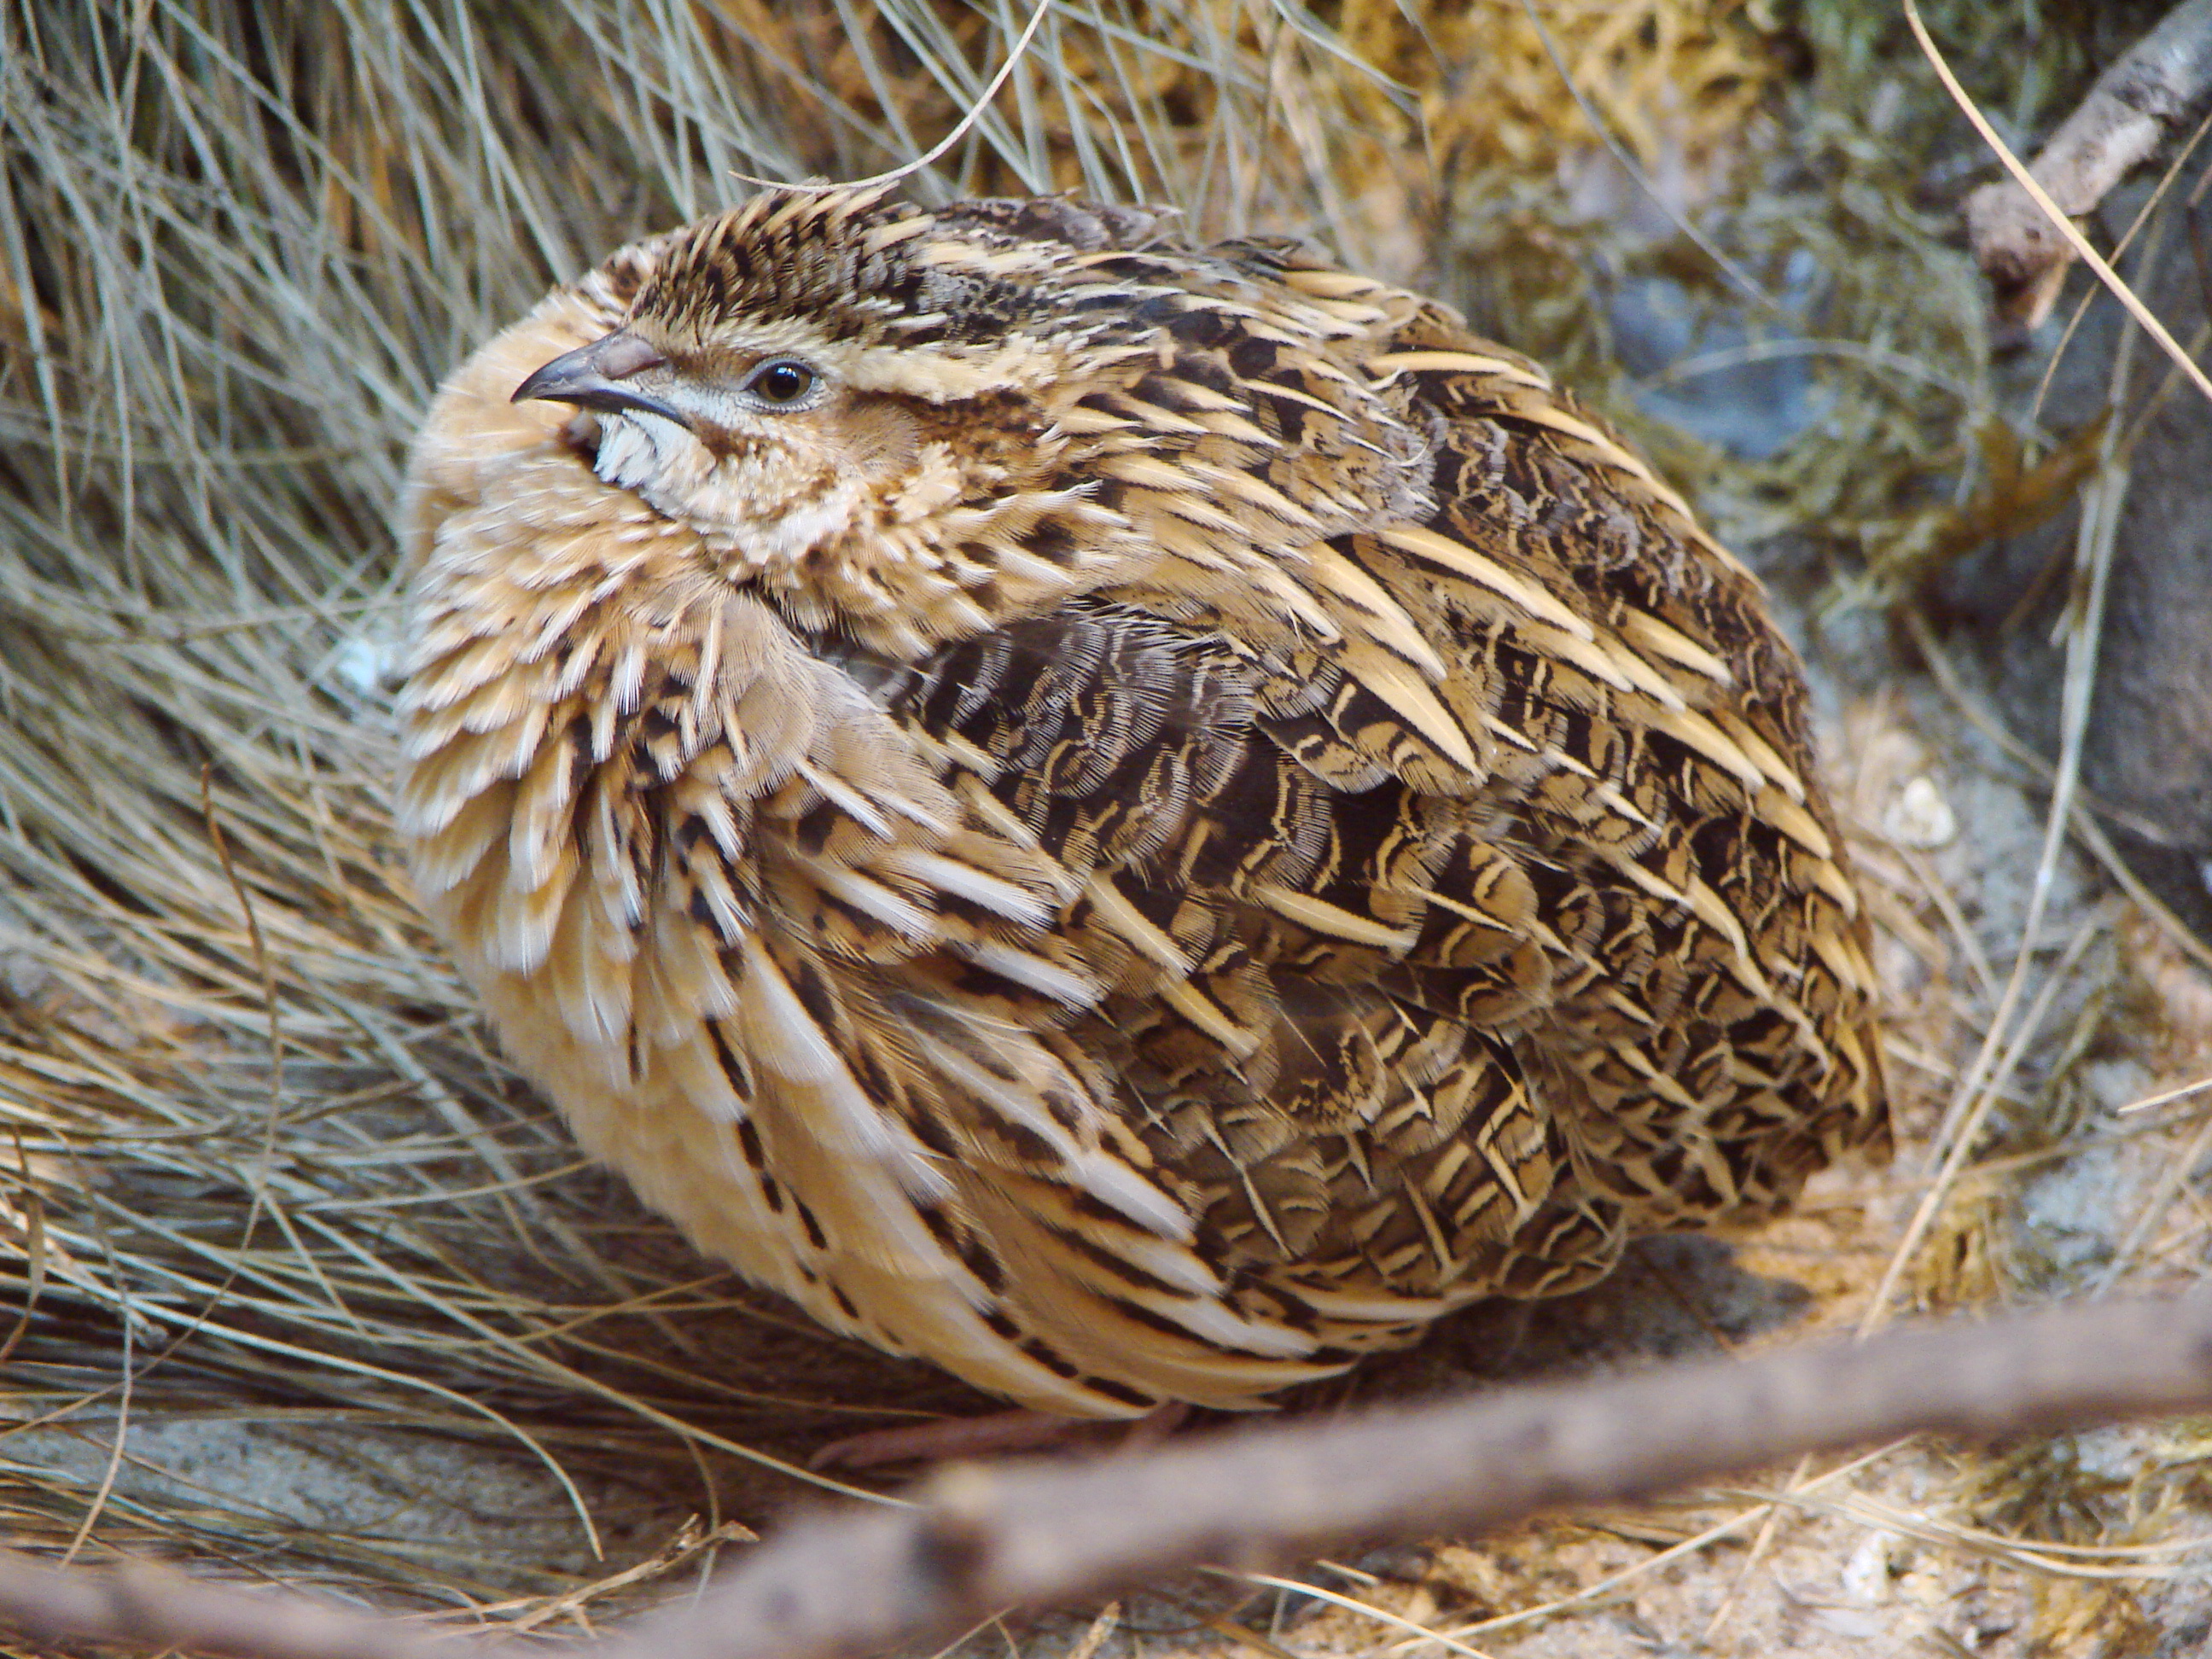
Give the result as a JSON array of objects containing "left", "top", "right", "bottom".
[
  {"left": 0, "top": 1555, "right": 481, "bottom": 1659},
  {"left": 1911, "top": 0, "right": 2212, "bottom": 407},
  {"left": 1959, "top": 0, "right": 2212, "bottom": 329},
  {"left": 609, "top": 1294, "right": 2212, "bottom": 1659},
  {"left": 8, "top": 1295, "right": 2212, "bottom": 1659}
]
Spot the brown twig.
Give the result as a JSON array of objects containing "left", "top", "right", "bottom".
[
  {"left": 8, "top": 1295, "right": 2212, "bottom": 1659},
  {"left": 1965, "top": 0, "right": 2212, "bottom": 329},
  {"left": 0, "top": 1554, "right": 487, "bottom": 1659}
]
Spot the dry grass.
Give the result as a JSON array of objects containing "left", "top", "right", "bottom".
[{"left": 3, "top": 0, "right": 2211, "bottom": 1652}]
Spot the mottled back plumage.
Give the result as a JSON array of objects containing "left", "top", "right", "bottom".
[{"left": 397, "top": 187, "right": 1887, "bottom": 1416}]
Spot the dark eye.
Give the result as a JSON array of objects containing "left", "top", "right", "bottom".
[{"left": 744, "top": 358, "right": 818, "bottom": 407}]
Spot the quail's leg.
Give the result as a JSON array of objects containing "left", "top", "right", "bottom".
[{"left": 808, "top": 1402, "right": 1190, "bottom": 1470}]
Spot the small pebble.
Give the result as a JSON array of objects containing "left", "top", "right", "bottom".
[{"left": 1883, "top": 775, "right": 1957, "bottom": 849}]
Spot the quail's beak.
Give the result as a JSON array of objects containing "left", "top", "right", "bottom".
[{"left": 513, "top": 331, "right": 692, "bottom": 430}]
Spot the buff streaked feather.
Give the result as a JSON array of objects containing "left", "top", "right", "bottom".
[{"left": 397, "top": 188, "right": 1889, "bottom": 1419}]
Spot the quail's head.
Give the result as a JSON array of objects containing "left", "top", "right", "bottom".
[{"left": 510, "top": 188, "right": 1147, "bottom": 640}]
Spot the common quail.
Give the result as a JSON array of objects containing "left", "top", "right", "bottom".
[{"left": 397, "top": 187, "right": 1887, "bottom": 1420}]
